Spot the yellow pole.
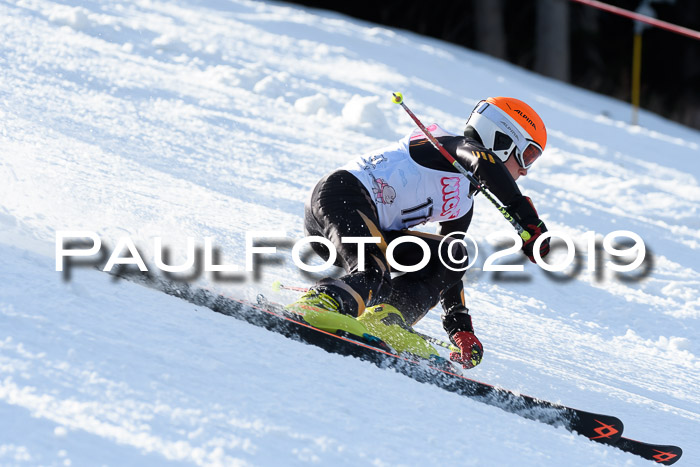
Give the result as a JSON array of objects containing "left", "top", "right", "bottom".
[{"left": 631, "top": 32, "right": 643, "bottom": 125}]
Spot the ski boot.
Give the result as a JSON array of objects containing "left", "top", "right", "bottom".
[
  {"left": 357, "top": 304, "right": 439, "bottom": 359},
  {"left": 286, "top": 289, "right": 371, "bottom": 339}
]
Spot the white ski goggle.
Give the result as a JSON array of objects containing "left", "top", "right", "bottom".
[{"left": 474, "top": 101, "right": 543, "bottom": 170}]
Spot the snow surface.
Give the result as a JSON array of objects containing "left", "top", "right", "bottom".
[{"left": 1, "top": 0, "right": 698, "bottom": 465}]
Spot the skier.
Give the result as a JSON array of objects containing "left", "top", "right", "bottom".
[{"left": 287, "top": 97, "right": 551, "bottom": 368}]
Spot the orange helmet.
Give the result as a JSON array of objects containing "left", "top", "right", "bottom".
[{"left": 465, "top": 97, "right": 547, "bottom": 169}]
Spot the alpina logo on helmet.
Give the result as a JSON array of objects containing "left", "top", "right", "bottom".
[
  {"left": 513, "top": 109, "right": 536, "bottom": 130},
  {"left": 498, "top": 119, "right": 521, "bottom": 143}
]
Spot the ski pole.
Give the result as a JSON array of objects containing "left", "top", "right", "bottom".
[
  {"left": 414, "top": 331, "right": 460, "bottom": 353},
  {"left": 272, "top": 280, "right": 309, "bottom": 293},
  {"left": 391, "top": 92, "right": 531, "bottom": 241}
]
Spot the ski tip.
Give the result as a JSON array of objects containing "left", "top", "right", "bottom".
[
  {"left": 271, "top": 280, "right": 282, "bottom": 291},
  {"left": 615, "top": 437, "right": 682, "bottom": 465},
  {"left": 391, "top": 92, "right": 403, "bottom": 105}
]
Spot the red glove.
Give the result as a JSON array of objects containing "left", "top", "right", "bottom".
[
  {"left": 509, "top": 196, "right": 550, "bottom": 263},
  {"left": 521, "top": 220, "right": 550, "bottom": 263},
  {"left": 449, "top": 331, "right": 484, "bottom": 369}
]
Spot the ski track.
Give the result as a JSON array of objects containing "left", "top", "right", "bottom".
[{"left": 0, "top": 0, "right": 698, "bottom": 465}]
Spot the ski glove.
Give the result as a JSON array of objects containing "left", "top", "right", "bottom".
[
  {"left": 521, "top": 220, "right": 550, "bottom": 263},
  {"left": 450, "top": 331, "right": 484, "bottom": 369},
  {"left": 443, "top": 305, "right": 482, "bottom": 368},
  {"left": 508, "top": 196, "right": 550, "bottom": 263}
]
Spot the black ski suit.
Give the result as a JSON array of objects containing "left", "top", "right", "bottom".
[{"left": 304, "top": 131, "right": 533, "bottom": 337}]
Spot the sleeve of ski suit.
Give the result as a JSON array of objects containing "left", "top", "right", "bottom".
[{"left": 437, "top": 138, "right": 531, "bottom": 338}]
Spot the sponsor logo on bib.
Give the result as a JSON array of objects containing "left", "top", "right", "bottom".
[{"left": 440, "top": 177, "right": 461, "bottom": 219}]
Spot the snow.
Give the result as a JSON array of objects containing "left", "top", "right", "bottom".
[{"left": 0, "top": 0, "right": 698, "bottom": 465}]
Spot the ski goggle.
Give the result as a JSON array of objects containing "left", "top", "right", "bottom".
[
  {"left": 517, "top": 140, "right": 543, "bottom": 170},
  {"left": 474, "top": 101, "right": 543, "bottom": 170}
]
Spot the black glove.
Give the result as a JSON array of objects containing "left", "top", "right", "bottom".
[{"left": 508, "top": 196, "right": 550, "bottom": 263}]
